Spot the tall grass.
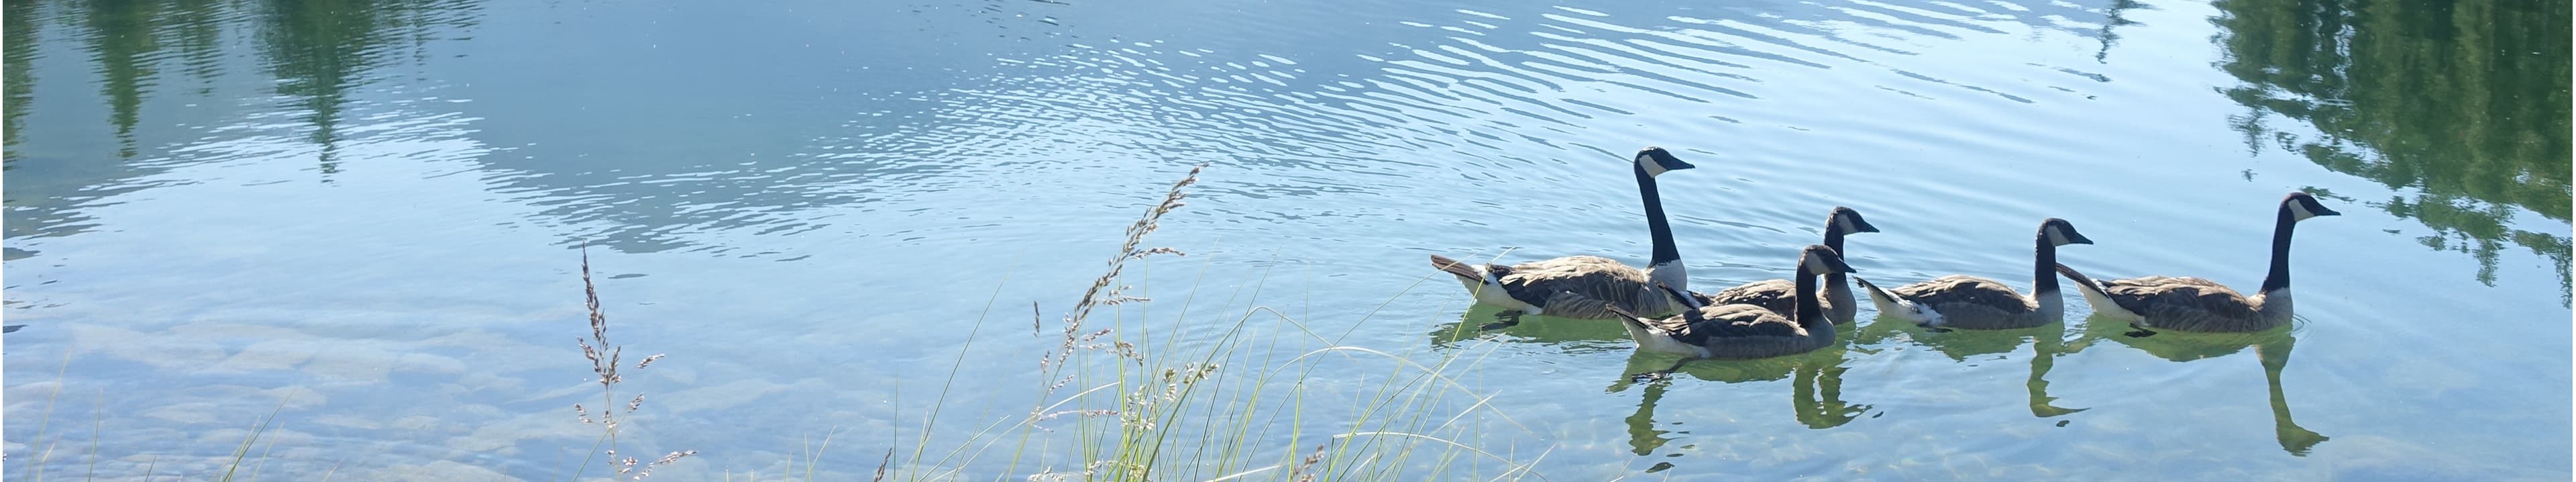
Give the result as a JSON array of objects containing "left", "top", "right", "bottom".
[
  {"left": 570, "top": 242, "right": 697, "bottom": 480},
  {"left": 8, "top": 350, "right": 297, "bottom": 482}
]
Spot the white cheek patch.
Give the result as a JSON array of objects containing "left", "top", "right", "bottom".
[
  {"left": 1640, "top": 157, "right": 1668, "bottom": 177},
  {"left": 1646, "top": 261, "right": 1690, "bottom": 299},
  {"left": 2045, "top": 226, "right": 2070, "bottom": 246},
  {"left": 1835, "top": 216, "right": 1858, "bottom": 234},
  {"left": 2289, "top": 201, "right": 2319, "bottom": 220}
]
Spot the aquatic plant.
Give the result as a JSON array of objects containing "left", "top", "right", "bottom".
[{"left": 571, "top": 242, "right": 697, "bottom": 480}]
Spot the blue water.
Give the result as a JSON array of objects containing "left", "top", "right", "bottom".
[{"left": 4, "top": 0, "right": 2567, "bottom": 479}]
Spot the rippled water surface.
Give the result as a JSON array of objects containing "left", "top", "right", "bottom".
[{"left": 5, "top": 0, "right": 2569, "bottom": 479}]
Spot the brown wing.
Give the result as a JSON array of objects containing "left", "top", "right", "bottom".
[
  {"left": 1538, "top": 290, "right": 1620, "bottom": 320},
  {"left": 2097, "top": 276, "right": 2263, "bottom": 330},
  {"left": 1890, "top": 276, "right": 2036, "bottom": 312},
  {"left": 1700, "top": 279, "right": 1797, "bottom": 316},
  {"left": 1558, "top": 289, "right": 1719, "bottom": 344},
  {"left": 1689, "top": 304, "right": 1803, "bottom": 339},
  {"left": 1501, "top": 256, "right": 1666, "bottom": 319}
]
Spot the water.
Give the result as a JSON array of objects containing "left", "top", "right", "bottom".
[{"left": 4, "top": 0, "right": 2567, "bottom": 479}]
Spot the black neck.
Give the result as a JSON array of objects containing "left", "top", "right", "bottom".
[
  {"left": 2260, "top": 205, "right": 2297, "bottom": 293},
  {"left": 2033, "top": 230, "right": 2059, "bottom": 295},
  {"left": 1792, "top": 258, "right": 1823, "bottom": 327},
  {"left": 1638, "top": 164, "right": 1680, "bottom": 267},
  {"left": 1823, "top": 221, "right": 1847, "bottom": 289}
]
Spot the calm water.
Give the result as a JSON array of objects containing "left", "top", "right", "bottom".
[{"left": 4, "top": 0, "right": 2569, "bottom": 479}]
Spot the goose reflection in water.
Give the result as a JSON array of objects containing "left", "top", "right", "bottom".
[
  {"left": 1607, "top": 344, "right": 1872, "bottom": 439},
  {"left": 1850, "top": 318, "right": 2087, "bottom": 418},
  {"left": 1428, "top": 305, "right": 1872, "bottom": 446},
  {"left": 2068, "top": 316, "right": 2328, "bottom": 456},
  {"left": 1430, "top": 303, "right": 2322, "bottom": 458},
  {"left": 1600, "top": 344, "right": 1868, "bottom": 475},
  {"left": 1426, "top": 303, "right": 1635, "bottom": 349}
]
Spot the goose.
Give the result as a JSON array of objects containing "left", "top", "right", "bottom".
[
  {"left": 1697, "top": 207, "right": 1880, "bottom": 324},
  {"left": 2055, "top": 192, "right": 2339, "bottom": 334},
  {"left": 1591, "top": 244, "right": 1856, "bottom": 359},
  {"left": 1430, "top": 147, "right": 1697, "bottom": 328},
  {"left": 1856, "top": 218, "right": 2093, "bottom": 331}
]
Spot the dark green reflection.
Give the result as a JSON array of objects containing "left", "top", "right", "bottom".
[
  {"left": 3, "top": 0, "right": 479, "bottom": 240},
  {"left": 78, "top": 0, "right": 166, "bottom": 160},
  {"left": 1852, "top": 317, "right": 2086, "bottom": 418},
  {"left": 2093, "top": 0, "right": 2143, "bottom": 62},
  {"left": 2214, "top": 0, "right": 2574, "bottom": 303},
  {"left": 2069, "top": 316, "right": 2327, "bottom": 456},
  {"left": 3, "top": 0, "right": 36, "bottom": 152},
  {"left": 256, "top": 0, "right": 472, "bottom": 175},
  {"left": 168, "top": 0, "right": 226, "bottom": 94}
]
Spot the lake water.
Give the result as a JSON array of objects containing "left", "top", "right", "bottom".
[{"left": 4, "top": 0, "right": 2568, "bottom": 479}]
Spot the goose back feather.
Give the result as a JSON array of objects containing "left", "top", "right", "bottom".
[
  {"left": 1888, "top": 275, "right": 2053, "bottom": 330},
  {"left": 2057, "top": 265, "right": 2282, "bottom": 332},
  {"left": 1430, "top": 254, "right": 1678, "bottom": 320}
]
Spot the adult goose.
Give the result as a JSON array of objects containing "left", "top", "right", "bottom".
[
  {"left": 1593, "top": 244, "right": 1856, "bottom": 359},
  {"left": 1430, "top": 147, "right": 1697, "bottom": 328},
  {"left": 1856, "top": 218, "right": 2092, "bottom": 331},
  {"left": 1697, "top": 207, "right": 1879, "bottom": 324},
  {"left": 2055, "top": 192, "right": 2339, "bottom": 335}
]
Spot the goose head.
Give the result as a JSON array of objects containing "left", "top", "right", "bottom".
[
  {"left": 1799, "top": 244, "right": 1858, "bottom": 275},
  {"left": 1830, "top": 206, "right": 1880, "bottom": 236},
  {"left": 2283, "top": 191, "right": 2341, "bottom": 221},
  {"left": 2039, "top": 218, "right": 2094, "bottom": 247},
  {"left": 1635, "top": 147, "right": 1695, "bottom": 177}
]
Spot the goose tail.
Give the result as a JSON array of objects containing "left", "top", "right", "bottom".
[
  {"left": 1854, "top": 276, "right": 1941, "bottom": 326},
  {"left": 2055, "top": 262, "right": 2147, "bottom": 323},
  {"left": 1598, "top": 298, "right": 1654, "bottom": 333},
  {"left": 1853, "top": 276, "right": 1898, "bottom": 306},
  {"left": 2052, "top": 262, "right": 2108, "bottom": 296},
  {"left": 1430, "top": 254, "right": 1484, "bottom": 281}
]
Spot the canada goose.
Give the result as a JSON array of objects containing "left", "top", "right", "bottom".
[
  {"left": 1856, "top": 218, "right": 2093, "bottom": 330},
  {"left": 2056, "top": 192, "right": 2340, "bottom": 334},
  {"left": 1593, "top": 244, "right": 1856, "bottom": 359},
  {"left": 1430, "top": 147, "right": 1697, "bottom": 328},
  {"left": 1698, "top": 207, "right": 1880, "bottom": 324}
]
